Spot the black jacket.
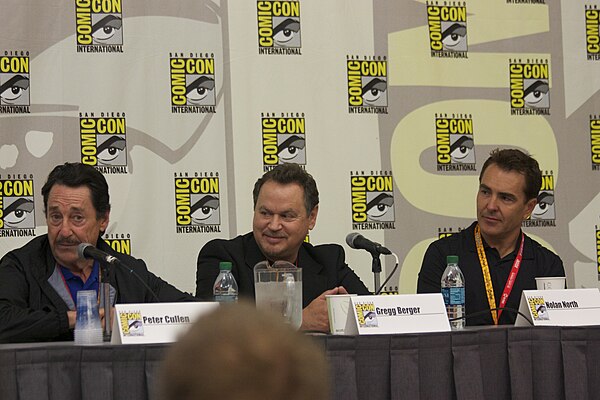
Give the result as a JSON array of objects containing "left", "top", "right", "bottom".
[
  {"left": 195, "top": 232, "right": 370, "bottom": 307},
  {"left": 0, "top": 235, "right": 193, "bottom": 343}
]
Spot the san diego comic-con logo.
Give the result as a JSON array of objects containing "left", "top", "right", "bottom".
[
  {"left": 170, "top": 53, "right": 216, "bottom": 114},
  {"left": 591, "top": 115, "right": 600, "bottom": 170},
  {"left": 509, "top": 59, "right": 550, "bottom": 115},
  {"left": 0, "top": 52, "right": 30, "bottom": 114},
  {"left": 586, "top": 5, "right": 600, "bottom": 60},
  {"left": 174, "top": 173, "right": 222, "bottom": 234},
  {"left": 350, "top": 171, "right": 396, "bottom": 231},
  {"left": 257, "top": 1, "right": 302, "bottom": 55},
  {"left": 527, "top": 296, "right": 549, "bottom": 321},
  {"left": 0, "top": 176, "right": 36, "bottom": 238},
  {"left": 523, "top": 171, "right": 556, "bottom": 227},
  {"left": 438, "top": 227, "right": 464, "bottom": 239},
  {"left": 347, "top": 56, "right": 388, "bottom": 114},
  {"left": 426, "top": 1, "right": 468, "bottom": 58},
  {"left": 596, "top": 226, "right": 600, "bottom": 279},
  {"left": 355, "top": 302, "right": 378, "bottom": 328},
  {"left": 80, "top": 112, "right": 128, "bottom": 174},
  {"left": 75, "top": 0, "right": 123, "bottom": 53},
  {"left": 119, "top": 311, "right": 144, "bottom": 336},
  {"left": 261, "top": 113, "right": 306, "bottom": 172},
  {"left": 102, "top": 233, "right": 131, "bottom": 255},
  {"left": 435, "top": 114, "right": 476, "bottom": 172}
]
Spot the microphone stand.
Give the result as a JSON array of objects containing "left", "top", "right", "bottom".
[
  {"left": 371, "top": 253, "right": 382, "bottom": 295},
  {"left": 100, "top": 262, "right": 112, "bottom": 342}
]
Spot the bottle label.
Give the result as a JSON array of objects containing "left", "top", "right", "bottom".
[
  {"left": 214, "top": 295, "right": 238, "bottom": 303},
  {"left": 441, "top": 287, "right": 465, "bottom": 305}
]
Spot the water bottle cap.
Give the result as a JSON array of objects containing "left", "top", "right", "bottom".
[
  {"left": 219, "top": 261, "right": 233, "bottom": 271},
  {"left": 446, "top": 255, "right": 459, "bottom": 264}
]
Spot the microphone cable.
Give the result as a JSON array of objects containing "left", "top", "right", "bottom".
[
  {"left": 448, "top": 307, "right": 534, "bottom": 326},
  {"left": 374, "top": 252, "right": 400, "bottom": 295}
]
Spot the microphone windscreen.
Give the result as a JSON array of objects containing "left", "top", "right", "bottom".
[
  {"left": 77, "top": 243, "right": 93, "bottom": 260},
  {"left": 345, "top": 232, "right": 360, "bottom": 248}
]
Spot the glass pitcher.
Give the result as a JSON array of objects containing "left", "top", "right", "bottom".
[{"left": 254, "top": 260, "right": 302, "bottom": 329}]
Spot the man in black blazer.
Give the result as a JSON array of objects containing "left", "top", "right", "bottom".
[{"left": 196, "top": 164, "right": 369, "bottom": 332}]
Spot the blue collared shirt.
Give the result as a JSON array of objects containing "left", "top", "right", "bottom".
[{"left": 59, "top": 261, "right": 100, "bottom": 304}]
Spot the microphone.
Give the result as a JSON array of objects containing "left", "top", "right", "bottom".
[
  {"left": 77, "top": 242, "right": 160, "bottom": 303},
  {"left": 78, "top": 243, "right": 120, "bottom": 266},
  {"left": 345, "top": 232, "right": 391, "bottom": 255}
]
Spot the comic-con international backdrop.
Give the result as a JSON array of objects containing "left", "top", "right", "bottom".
[{"left": 0, "top": 0, "right": 599, "bottom": 294}]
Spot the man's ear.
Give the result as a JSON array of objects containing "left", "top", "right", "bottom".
[{"left": 308, "top": 205, "right": 318, "bottom": 230}]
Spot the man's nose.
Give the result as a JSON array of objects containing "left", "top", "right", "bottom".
[{"left": 267, "top": 215, "right": 282, "bottom": 230}]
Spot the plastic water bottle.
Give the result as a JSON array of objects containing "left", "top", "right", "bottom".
[
  {"left": 213, "top": 261, "right": 238, "bottom": 303},
  {"left": 441, "top": 255, "right": 465, "bottom": 329}
]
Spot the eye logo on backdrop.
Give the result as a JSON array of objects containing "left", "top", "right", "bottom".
[
  {"left": 79, "top": 113, "right": 128, "bottom": 174},
  {"left": 350, "top": 171, "right": 395, "bottom": 230},
  {"left": 591, "top": 116, "right": 600, "bottom": 170},
  {"left": 347, "top": 56, "right": 388, "bottom": 114},
  {"left": 586, "top": 5, "right": 600, "bottom": 60},
  {"left": 261, "top": 113, "right": 306, "bottom": 171},
  {"left": 257, "top": 1, "right": 302, "bottom": 55},
  {"left": 509, "top": 59, "right": 550, "bottom": 115},
  {"left": 0, "top": 176, "right": 36, "bottom": 237},
  {"left": 426, "top": 2, "right": 468, "bottom": 58},
  {"left": 103, "top": 233, "right": 131, "bottom": 255},
  {"left": 174, "top": 173, "right": 221, "bottom": 234},
  {"left": 435, "top": 114, "right": 476, "bottom": 171},
  {"left": 523, "top": 171, "right": 556, "bottom": 227},
  {"left": 75, "top": 0, "right": 123, "bottom": 53},
  {"left": 170, "top": 53, "right": 216, "bottom": 114},
  {"left": 0, "top": 52, "right": 30, "bottom": 114}
]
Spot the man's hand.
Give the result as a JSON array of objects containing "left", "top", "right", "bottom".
[
  {"left": 99, "top": 307, "right": 115, "bottom": 330},
  {"left": 67, "top": 311, "right": 77, "bottom": 329},
  {"left": 300, "top": 286, "right": 349, "bottom": 333}
]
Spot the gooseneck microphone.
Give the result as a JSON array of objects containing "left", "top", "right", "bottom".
[
  {"left": 78, "top": 243, "right": 120, "bottom": 266},
  {"left": 345, "top": 232, "right": 392, "bottom": 255}
]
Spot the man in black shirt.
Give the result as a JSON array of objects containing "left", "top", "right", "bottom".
[{"left": 417, "top": 149, "right": 565, "bottom": 325}]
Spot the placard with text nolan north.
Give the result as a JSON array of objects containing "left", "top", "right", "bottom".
[
  {"left": 111, "top": 302, "right": 219, "bottom": 344},
  {"left": 515, "top": 289, "right": 600, "bottom": 327},
  {"left": 346, "top": 294, "right": 450, "bottom": 335}
]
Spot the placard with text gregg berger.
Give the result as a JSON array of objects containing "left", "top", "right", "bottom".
[
  {"left": 515, "top": 289, "right": 600, "bottom": 327},
  {"left": 111, "top": 302, "right": 219, "bottom": 344},
  {"left": 348, "top": 294, "right": 450, "bottom": 335}
]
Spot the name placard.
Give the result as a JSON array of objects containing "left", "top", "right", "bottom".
[
  {"left": 111, "top": 302, "right": 219, "bottom": 344},
  {"left": 515, "top": 289, "right": 600, "bottom": 327},
  {"left": 346, "top": 294, "right": 450, "bottom": 335}
]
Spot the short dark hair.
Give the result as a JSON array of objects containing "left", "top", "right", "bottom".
[
  {"left": 479, "top": 148, "right": 541, "bottom": 201},
  {"left": 253, "top": 164, "right": 319, "bottom": 214},
  {"left": 41, "top": 162, "right": 111, "bottom": 219}
]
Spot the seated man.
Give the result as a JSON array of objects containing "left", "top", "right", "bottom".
[
  {"left": 0, "top": 162, "right": 194, "bottom": 343},
  {"left": 417, "top": 149, "right": 565, "bottom": 325},
  {"left": 195, "top": 163, "right": 369, "bottom": 332}
]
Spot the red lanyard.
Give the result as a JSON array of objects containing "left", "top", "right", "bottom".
[{"left": 474, "top": 224, "right": 524, "bottom": 324}]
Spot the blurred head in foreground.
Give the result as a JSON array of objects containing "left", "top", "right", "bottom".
[{"left": 159, "top": 302, "right": 330, "bottom": 400}]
